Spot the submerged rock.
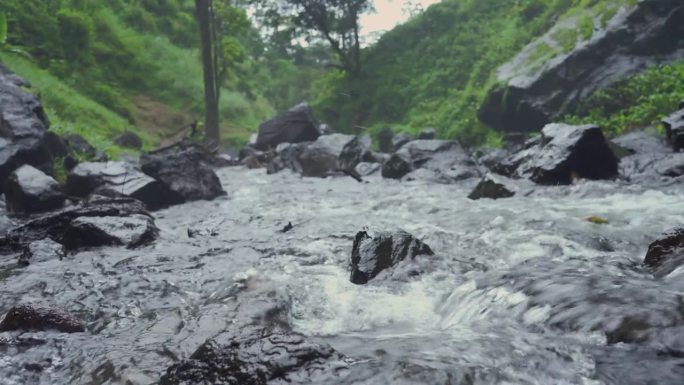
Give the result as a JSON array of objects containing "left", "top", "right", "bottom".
[
  {"left": 350, "top": 230, "right": 434, "bottom": 285},
  {"left": 0, "top": 304, "right": 85, "bottom": 333},
  {"left": 141, "top": 146, "right": 225, "bottom": 202},
  {"left": 468, "top": 174, "right": 516, "bottom": 200},
  {"left": 2, "top": 196, "right": 158, "bottom": 252},
  {"left": 159, "top": 327, "right": 345, "bottom": 385},
  {"left": 4, "top": 165, "right": 65, "bottom": 214},
  {"left": 494, "top": 123, "right": 618, "bottom": 185},
  {"left": 66, "top": 161, "right": 180, "bottom": 210},
  {"left": 479, "top": 2, "right": 684, "bottom": 133},
  {"left": 663, "top": 108, "right": 684, "bottom": 152},
  {"left": 255, "top": 103, "right": 321, "bottom": 150},
  {"left": 644, "top": 228, "right": 684, "bottom": 278}
]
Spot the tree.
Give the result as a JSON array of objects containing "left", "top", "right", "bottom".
[
  {"left": 195, "top": 0, "right": 220, "bottom": 144},
  {"left": 250, "top": 0, "right": 373, "bottom": 77}
]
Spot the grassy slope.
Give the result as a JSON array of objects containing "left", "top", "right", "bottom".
[{"left": 312, "top": 0, "right": 649, "bottom": 146}]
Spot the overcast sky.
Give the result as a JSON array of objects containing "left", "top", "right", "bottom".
[{"left": 360, "top": 0, "right": 441, "bottom": 38}]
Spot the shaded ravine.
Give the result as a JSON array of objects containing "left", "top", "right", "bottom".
[{"left": 1, "top": 167, "right": 684, "bottom": 384}]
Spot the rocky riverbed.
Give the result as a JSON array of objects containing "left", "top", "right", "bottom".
[{"left": 1, "top": 165, "right": 684, "bottom": 384}]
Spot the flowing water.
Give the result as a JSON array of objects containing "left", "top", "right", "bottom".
[{"left": 1, "top": 167, "right": 684, "bottom": 384}]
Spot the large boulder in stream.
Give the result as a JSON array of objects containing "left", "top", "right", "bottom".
[
  {"left": 0, "top": 64, "right": 68, "bottom": 191},
  {"left": 141, "top": 145, "right": 225, "bottom": 203},
  {"left": 338, "top": 135, "right": 376, "bottom": 171},
  {"left": 479, "top": 2, "right": 684, "bottom": 133},
  {"left": 255, "top": 103, "right": 321, "bottom": 150},
  {"left": 663, "top": 107, "right": 684, "bottom": 152},
  {"left": 66, "top": 161, "right": 181, "bottom": 210},
  {"left": 159, "top": 327, "right": 346, "bottom": 385},
  {"left": 350, "top": 230, "right": 434, "bottom": 285},
  {"left": 0, "top": 304, "right": 85, "bottom": 333},
  {"left": 1, "top": 196, "right": 158, "bottom": 252},
  {"left": 299, "top": 133, "right": 355, "bottom": 177},
  {"left": 4, "top": 165, "right": 65, "bottom": 214},
  {"left": 644, "top": 228, "right": 684, "bottom": 278},
  {"left": 382, "top": 140, "right": 479, "bottom": 183},
  {"left": 492, "top": 123, "right": 618, "bottom": 185}
]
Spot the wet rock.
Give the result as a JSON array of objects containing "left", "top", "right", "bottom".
[
  {"left": 392, "top": 133, "right": 412, "bottom": 151},
  {"left": 63, "top": 214, "right": 158, "bottom": 250},
  {"left": 4, "top": 165, "right": 65, "bottom": 214},
  {"left": 159, "top": 327, "right": 346, "bottom": 385},
  {"left": 339, "top": 136, "right": 375, "bottom": 171},
  {"left": 2, "top": 196, "right": 158, "bottom": 252},
  {"left": 255, "top": 103, "right": 320, "bottom": 150},
  {"left": 63, "top": 134, "right": 96, "bottom": 159},
  {"left": 417, "top": 128, "right": 436, "bottom": 140},
  {"left": 382, "top": 140, "right": 479, "bottom": 182},
  {"left": 266, "top": 142, "right": 308, "bottom": 175},
  {"left": 479, "top": 2, "right": 684, "bottom": 133},
  {"left": 350, "top": 230, "right": 434, "bottom": 285},
  {"left": 494, "top": 124, "right": 618, "bottom": 185},
  {"left": 0, "top": 65, "right": 65, "bottom": 191},
  {"left": 663, "top": 108, "right": 684, "bottom": 152},
  {"left": 240, "top": 146, "right": 276, "bottom": 169},
  {"left": 355, "top": 162, "right": 381, "bottom": 177},
  {"left": 0, "top": 304, "right": 85, "bottom": 333},
  {"left": 477, "top": 148, "right": 510, "bottom": 171},
  {"left": 644, "top": 228, "right": 684, "bottom": 278},
  {"left": 378, "top": 127, "right": 395, "bottom": 153},
  {"left": 113, "top": 131, "right": 143, "bottom": 150},
  {"left": 613, "top": 131, "right": 668, "bottom": 155},
  {"left": 612, "top": 130, "right": 679, "bottom": 182},
  {"left": 66, "top": 161, "right": 181, "bottom": 210},
  {"left": 141, "top": 146, "right": 225, "bottom": 202},
  {"left": 382, "top": 153, "right": 413, "bottom": 179},
  {"left": 299, "top": 134, "right": 355, "bottom": 177},
  {"left": 468, "top": 174, "right": 516, "bottom": 200},
  {"left": 18, "top": 238, "right": 65, "bottom": 266}
]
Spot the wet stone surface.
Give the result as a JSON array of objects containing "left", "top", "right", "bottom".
[{"left": 1, "top": 167, "right": 684, "bottom": 384}]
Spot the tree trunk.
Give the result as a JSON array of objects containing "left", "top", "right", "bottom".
[{"left": 195, "top": 0, "right": 220, "bottom": 144}]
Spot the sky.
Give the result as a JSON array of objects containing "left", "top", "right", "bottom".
[{"left": 360, "top": 0, "right": 442, "bottom": 38}]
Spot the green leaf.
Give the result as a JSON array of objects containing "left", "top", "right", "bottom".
[{"left": 0, "top": 13, "right": 7, "bottom": 45}]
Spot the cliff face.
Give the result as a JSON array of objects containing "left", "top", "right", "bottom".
[{"left": 479, "top": 0, "right": 684, "bottom": 134}]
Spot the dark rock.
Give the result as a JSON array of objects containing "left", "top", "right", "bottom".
[
  {"left": 266, "top": 142, "right": 308, "bottom": 175},
  {"left": 159, "top": 327, "right": 345, "bottom": 385},
  {"left": 339, "top": 135, "right": 375, "bottom": 171},
  {"left": 0, "top": 304, "right": 85, "bottom": 333},
  {"left": 680, "top": 100, "right": 684, "bottom": 110},
  {"left": 350, "top": 230, "right": 434, "bottom": 285},
  {"left": 63, "top": 134, "right": 96, "bottom": 159},
  {"left": 663, "top": 108, "right": 684, "bottom": 152},
  {"left": 613, "top": 131, "right": 667, "bottom": 155},
  {"left": 417, "top": 128, "right": 436, "bottom": 140},
  {"left": 378, "top": 127, "right": 395, "bottom": 153},
  {"left": 255, "top": 103, "right": 320, "bottom": 150},
  {"left": 113, "top": 131, "right": 143, "bottom": 150},
  {"left": 2, "top": 196, "right": 158, "bottom": 252},
  {"left": 468, "top": 174, "right": 516, "bottom": 200},
  {"left": 644, "top": 228, "right": 684, "bottom": 278},
  {"left": 381, "top": 153, "right": 413, "bottom": 179},
  {"left": 299, "top": 134, "right": 354, "bottom": 177},
  {"left": 392, "top": 133, "right": 412, "bottom": 151},
  {"left": 4, "top": 165, "right": 65, "bottom": 214},
  {"left": 653, "top": 153, "right": 684, "bottom": 178},
  {"left": 66, "top": 161, "right": 181, "bottom": 210},
  {"left": 479, "top": 2, "right": 684, "bottom": 133},
  {"left": 240, "top": 146, "right": 276, "bottom": 169},
  {"left": 141, "top": 146, "right": 225, "bottom": 202},
  {"left": 0, "top": 65, "right": 65, "bottom": 191},
  {"left": 382, "top": 140, "right": 479, "bottom": 183},
  {"left": 494, "top": 124, "right": 618, "bottom": 185},
  {"left": 477, "top": 148, "right": 510, "bottom": 171},
  {"left": 280, "top": 222, "right": 294, "bottom": 233},
  {"left": 612, "top": 130, "right": 677, "bottom": 182}
]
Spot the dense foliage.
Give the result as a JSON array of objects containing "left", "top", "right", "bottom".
[{"left": 564, "top": 61, "right": 684, "bottom": 135}]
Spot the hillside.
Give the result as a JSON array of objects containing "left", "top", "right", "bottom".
[
  {"left": 312, "top": 0, "right": 683, "bottom": 146},
  {"left": 0, "top": 0, "right": 275, "bottom": 152}
]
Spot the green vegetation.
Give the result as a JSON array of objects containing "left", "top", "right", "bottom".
[
  {"left": 565, "top": 61, "right": 684, "bottom": 136},
  {"left": 310, "top": 0, "right": 640, "bottom": 146}
]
